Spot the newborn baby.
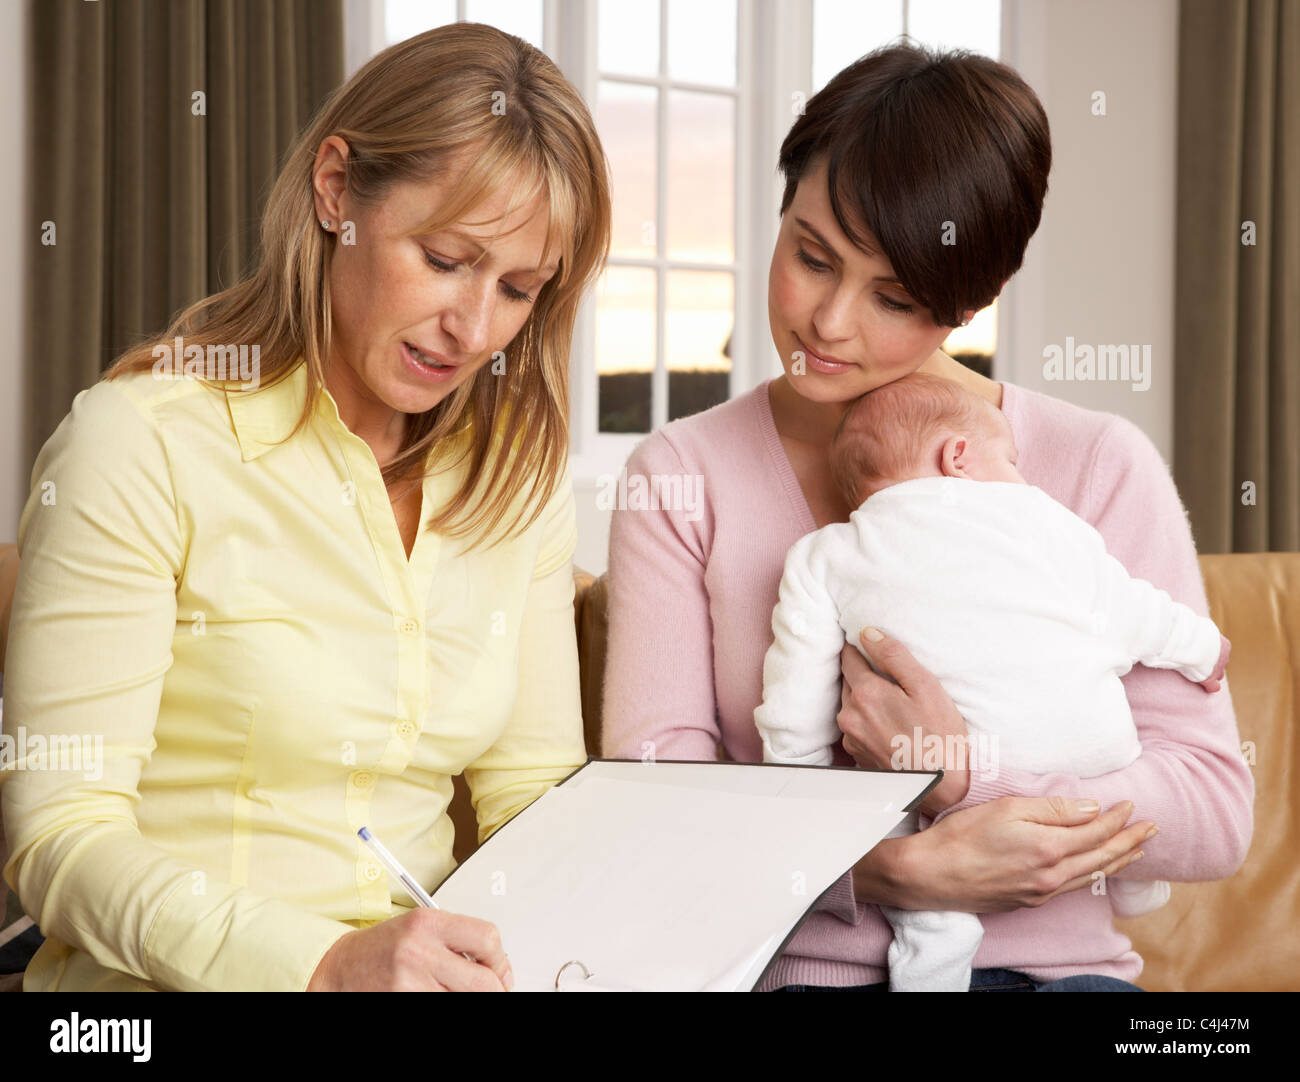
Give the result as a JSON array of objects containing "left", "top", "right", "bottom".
[{"left": 754, "top": 372, "right": 1230, "bottom": 992}]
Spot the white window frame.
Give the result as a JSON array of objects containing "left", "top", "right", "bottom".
[{"left": 563, "top": 0, "right": 807, "bottom": 483}]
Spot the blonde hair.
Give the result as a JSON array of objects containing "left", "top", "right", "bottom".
[
  {"left": 830, "top": 372, "right": 994, "bottom": 508},
  {"left": 105, "top": 23, "right": 612, "bottom": 547}
]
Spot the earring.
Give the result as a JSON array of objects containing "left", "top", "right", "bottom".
[
  {"left": 320, "top": 220, "right": 331, "bottom": 230},
  {"left": 959, "top": 317, "right": 971, "bottom": 327}
]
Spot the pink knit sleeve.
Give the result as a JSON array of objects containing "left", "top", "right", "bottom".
[
  {"left": 601, "top": 431, "right": 721, "bottom": 762},
  {"left": 937, "top": 416, "right": 1254, "bottom": 883}
]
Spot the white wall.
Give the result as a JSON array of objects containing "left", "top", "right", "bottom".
[
  {"left": 573, "top": 474, "right": 611, "bottom": 575},
  {"left": 999, "top": 0, "right": 1177, "bottom": 457},
  {"left": 0, "top": 0, "right": 27, "bottom": 544}
]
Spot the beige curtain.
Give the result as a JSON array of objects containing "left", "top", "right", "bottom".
[
  {"left": 23, "top": 0, "right": 344, "bottom": 479},
  {"left": 1174, "top": 0, "right": 1300, "bottom": 553}
]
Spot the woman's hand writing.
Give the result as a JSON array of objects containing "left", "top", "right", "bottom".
[{"left": 306, "top": 907, "right": 514, "bottom": 991}]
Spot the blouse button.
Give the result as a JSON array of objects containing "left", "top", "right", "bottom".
[
  {"left": 399, "top": 618, "right": 420, "bottom": 635},
  {"left": 397, "top": 721, "right": 416, "bottom": 739},
  {"left": 352, "top": 771, "right": 375, "bottom": 790},
  {"left": 363, "top": 863, "right": 383, "bottom": 882}
]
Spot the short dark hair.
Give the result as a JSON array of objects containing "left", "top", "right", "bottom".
[{"left": 778, "top": 42, "right": 1051, "bottom": 328}]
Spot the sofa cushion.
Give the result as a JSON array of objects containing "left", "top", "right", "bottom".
[
  {"left": 0, "top": 753, "right": 45, "bottom": 982},
  {"left": 1114, "top": 552, "right": 1297, "bottom": 990}
]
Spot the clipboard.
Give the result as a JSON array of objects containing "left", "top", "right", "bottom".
[{"left": 430, "top": 757, "right": 941, "bottom": 991}]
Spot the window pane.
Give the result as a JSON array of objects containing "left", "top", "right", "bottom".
[
  {"left": 385, "top": 0, "right": 455, "bottom": 45},
  {"left": 597, "top": 268, "right": 656, "bottom": 433},
  {"left": 666, "top": 90, "right": 734, "bottom": 263},
  {"left": 812, "top": 0, "right": 902, "bottom": 92},
  {"left": 599, "top": 0, "right": 660, "bottom": 77},
  {"left": 465, "top": 0, "right": 545, "bottom": 50},
  {"left": 667, "top": 0, "right": 736, "bottom": 86},
  {"left": 598, "top": 81, "right": 658, "bottom": 259},
  {"left": 667, "top": 271, "right": 733, "bottom": 421},
  {"left": 908, "top": 0, "right": 1001, "bottom": 57}
]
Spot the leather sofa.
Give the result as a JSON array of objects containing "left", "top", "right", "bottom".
[{"left": 2, "top": 544, "right": 1295, "bottom": 991}]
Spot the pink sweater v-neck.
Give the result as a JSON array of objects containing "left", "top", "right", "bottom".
[{"left": 602, "top": 377, "right": 1254, "bottom": 990}]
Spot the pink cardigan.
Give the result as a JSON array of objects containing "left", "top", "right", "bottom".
[{"left": 602, "top": 377, "right": 1254, "bottom": 990}]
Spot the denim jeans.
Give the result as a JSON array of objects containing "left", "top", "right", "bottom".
[{"left": 773, "top": 967, "right": 1144, "bottom": 992}]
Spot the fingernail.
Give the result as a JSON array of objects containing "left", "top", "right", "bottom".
[
  {"left": 862, "top": 627, "right": 884, "bottom": 642},
  {"left": 1132, "top": 850, "right": 1144, "bottom": 861},
  {"left": 1145, "top": 825, "right": 1158, "bottom": 840},
  {"left": 1073, "top": 799, "right": 1100, "bottom": 814},
  {"left": 504, "top": 966, "right": 515, "bottom": 991}
]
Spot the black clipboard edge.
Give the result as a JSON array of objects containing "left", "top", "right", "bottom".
[{"left": 574, "top": 756, "right": 943, "bottom": 815}]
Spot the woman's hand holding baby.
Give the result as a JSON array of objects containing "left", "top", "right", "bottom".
[
  {"left": 854, "top": 797, "right": 1153, "bottom": 913},
  {"left": 839, "top": 624, "right": 1155, "bottom": 914},
  {"left": 838, "top": 627, "right": 972, "bottom": 816}
]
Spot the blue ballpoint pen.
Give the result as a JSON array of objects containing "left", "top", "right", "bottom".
[
  {"left": 358, "top": 826, "right": 438, "bottom": 907},
  {"left": 356, "top": 826, "right": 479, "bottom": 965}
]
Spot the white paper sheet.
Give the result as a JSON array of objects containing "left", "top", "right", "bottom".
[{"left": 430, "top": 760, "right": 937, "bottom": 991}]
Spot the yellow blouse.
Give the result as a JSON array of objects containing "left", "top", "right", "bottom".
[{"left": 0, "top": 361, "right": 586, "bottom": 991}]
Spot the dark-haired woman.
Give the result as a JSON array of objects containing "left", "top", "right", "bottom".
[{"left": 602, "top": 44, "right": 1252, "bottom": 991}]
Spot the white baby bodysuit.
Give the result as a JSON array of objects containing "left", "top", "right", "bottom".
[{"left": 755, "top": 476, "right": 1222, "bottom": 991}]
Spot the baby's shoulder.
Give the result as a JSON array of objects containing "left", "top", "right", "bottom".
[{"left": 784, "top": 519, "right": 860, "bottom": 578}]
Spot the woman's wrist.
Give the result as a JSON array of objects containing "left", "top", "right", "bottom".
[
  {"left": 305, "top": 930, "right": 353, "bottom": 992},
  {"left": 921, "top": 768, "right": 971, "bottom": 817},
  {"left": 853, "top": 837, "right": 911, "bottom": 909}
]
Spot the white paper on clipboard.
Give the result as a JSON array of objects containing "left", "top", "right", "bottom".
[{"left": 430, "top": 759, "right": 939, "bottom": 991}]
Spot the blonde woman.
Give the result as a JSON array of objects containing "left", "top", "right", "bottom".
[{"left": 1, "top": 24, "right": 611, "bottom": 991}]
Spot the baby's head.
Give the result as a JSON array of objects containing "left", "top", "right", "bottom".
[{"left": 830, "top": 372, "right": 1024, "bottom": 509}]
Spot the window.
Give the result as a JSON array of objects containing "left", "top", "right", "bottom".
[
  {"left": 385, "top": 0, "right": 543, "bottom": 51},
  {"left": 594, "top": 0, "right": 738, "bottom": 435}
]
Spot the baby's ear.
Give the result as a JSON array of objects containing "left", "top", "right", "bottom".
[{"left": 939, "top": 434, "right": 970, "bottom": 477}]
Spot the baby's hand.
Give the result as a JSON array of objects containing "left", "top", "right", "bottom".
[{"left": 1199, "top": 633, "right": 1232, "bottom": 693}]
